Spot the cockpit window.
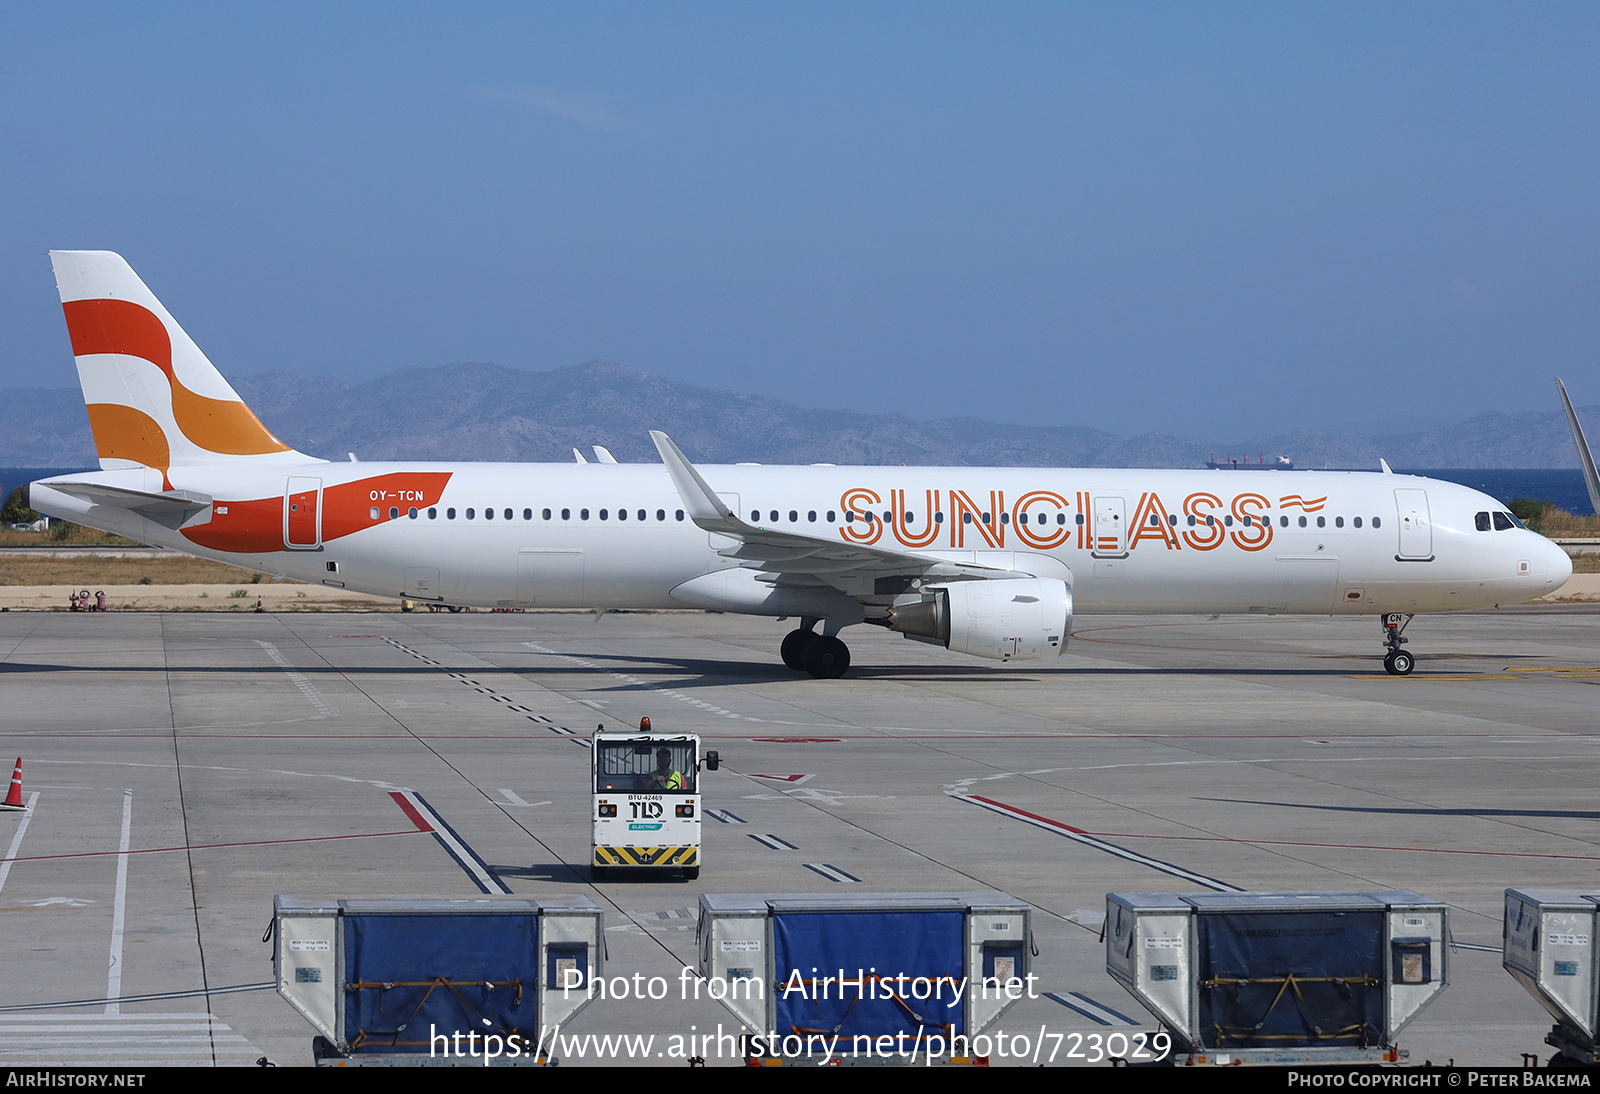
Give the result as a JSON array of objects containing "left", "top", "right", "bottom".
[
  {"left": 1475, "top": 511, "right": 1491, "bottom": 532},
  {"left": 1492, "top": 511, "right": 1515, "bottom": 531},
  {"left": 1505, "top": 511, "right": 1527, "bottom": 530}
]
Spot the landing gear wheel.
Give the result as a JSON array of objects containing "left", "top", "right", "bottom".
[
  {"left": 682, "top": 866, "right": 700, "bottom": 880},
  {"left": 780, "top": 628, "right": 816, "bottom": 670},
  {"left": 1384, "top": 650, "right": 1414, "bottom": 676},
  {"left": 447, "top": 604, "right": 463, "bottom": 613},
  {"left": 802, "top": 635, "right": 851, "bottom": 679}
]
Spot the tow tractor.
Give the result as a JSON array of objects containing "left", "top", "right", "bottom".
[{"left": 592, "top": 718, "right": 718, "bottom": 880}]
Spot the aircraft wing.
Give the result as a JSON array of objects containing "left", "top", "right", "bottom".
[
  {"left": 650, "top": 431, "right": 1031, "bottom": 593},
  {"left": 1556, "top": 378, "right": 1600, "bottom": 516}
]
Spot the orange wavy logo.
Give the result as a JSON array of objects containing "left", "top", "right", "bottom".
[{"left": 63, "top": 298, "right": 291, "bottom": 458}]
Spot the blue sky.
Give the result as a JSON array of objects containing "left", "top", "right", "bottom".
[{"left": 2, "top": 3, "right": 1596, "bottom": 439}]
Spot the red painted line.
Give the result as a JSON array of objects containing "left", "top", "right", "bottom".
[
  {"left": 389, "top": 791, "right": 434, "bottom": 832},
  {"left": 968, "top": 795, "right": 1087, "bottom": 833},
  {"left": 968, "top": 794, "right": 1600, "bottom": 862},
  {"left": 2, "top": 829, "right": 424, "bottom": 864}
]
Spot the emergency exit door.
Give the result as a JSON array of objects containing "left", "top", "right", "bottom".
[{"left": 1092, "top": 495, "right": 1127, "bottom": 558}]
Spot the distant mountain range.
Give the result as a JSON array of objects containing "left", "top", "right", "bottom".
[{"left": 1, "top": 359, "right": 1593, "bottom": 469}]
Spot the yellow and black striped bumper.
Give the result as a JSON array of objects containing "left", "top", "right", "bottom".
[{"left": 594, "top": 845, "right": 698, "bottom": 867}]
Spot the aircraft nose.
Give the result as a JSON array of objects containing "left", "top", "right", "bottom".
[{"left": 1545, "top": 537, "right": 1574, "bottom": 590}]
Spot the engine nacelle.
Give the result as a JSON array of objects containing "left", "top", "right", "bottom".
[{"left": 888, "top": 577, "right": 1072, "bottom": 661}]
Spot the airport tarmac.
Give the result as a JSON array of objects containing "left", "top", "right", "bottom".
[{"left": 2, "top": 605, "right": 1598, "bottom": 1067}]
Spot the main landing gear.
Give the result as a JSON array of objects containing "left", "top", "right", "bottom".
[
  {"left": 780, "top": 618, "right": 851, "bottom": 679},
  {"left": 1381, "top": 613, "right": 1415, "bottom": 676}
]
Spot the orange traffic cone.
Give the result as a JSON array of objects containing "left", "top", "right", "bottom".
[{"left": 2, "top": 758, "right": 21, "bottom": 809}]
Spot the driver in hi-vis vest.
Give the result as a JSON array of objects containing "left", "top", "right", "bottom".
[{"left": 649, "top": 747, "right": 684, "bottom": 791}]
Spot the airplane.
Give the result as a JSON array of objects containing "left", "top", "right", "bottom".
[{"left": 24, "top": 251, "right": 1576, "bottom": 678}]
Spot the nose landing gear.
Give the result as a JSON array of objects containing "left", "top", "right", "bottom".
[{"left": 1381, "top": 613, "right": 1415, "bottom": 675}]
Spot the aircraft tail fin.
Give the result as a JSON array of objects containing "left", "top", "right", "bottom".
[
  {"left": 49, "top": 250, "right": 316, "bottom": 480},
  {"left": 1556, "top": 378, "right": 1600, "bottom": 516}
]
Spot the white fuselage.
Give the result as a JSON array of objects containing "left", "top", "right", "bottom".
[{"left": 32, "top": 462, "right": 1572, "bottom": 618}]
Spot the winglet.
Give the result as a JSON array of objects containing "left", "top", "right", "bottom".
[
  {"left": 1557, "top": 378, "right": 1600, "bottom": 515},
  {"left": 593, "top": 445, "right": 619, "bottom": 464},
  {"left": 572, "top": 448, "right": 588, "bottom": 464},
  {"left": 650, "top": 431, "right": 742, "bottom": 532},
  {"left": 1379, "top": 458, "right": 1393, "bottom": 475}
]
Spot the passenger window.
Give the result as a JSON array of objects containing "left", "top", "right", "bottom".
[
  {"left": 1279, "top": 516, "right": 1288, "bottom": 527},
  {"left": 561, "top": 508, "right": 570, "bottom": 520},
  {"left": 1224, "top": 515, "right": 1233, "bottom": 527},
  {"left": 523, "top": 509, "right": 532, "bottom": 520},
  {"left": 751, "top": 510, "right": 760, "bottom": 521},
  {"left": 1000, "top": 512, "right": 1009, "bottom": 525},
  {"left": 428, "top": 508, "right": 437, "bottom": 519},
  {"left": 906, "top": 511, "right": 916, "bottom": 523},
  {"left": 676, "top": 510, "right": 685, "bottom": 521},
  {"left": 826, "top": 511, "right": 835, "bottom": 522},
  {"left": 600, "top": 509, "right": 608, "bottom": 520},
  {"left": 772, "top": 510, "right": 781, "bottom": 522},
  {"left": 638, "top": 510, "right": 646, "bottom": 521},
  {"left": 982, "top": 512, "right": 991, "bottom": 524},
  {"left": 1316, "top": 516, "right": 1325, "bottom": 528},
  {"left": 1372, "top": 517, "right": 1381, "bottom": 528},
  {"left": 1353, "top": 517, "right": 1362, "bottom": 528},
  {"left": 447, "top": 508, "right": 457, "bottom": 520},
  {"left": 936, "top": 512, "right": 945, "bottom": 523},
  {"left": 657, "top": 509, "right": 665, "bottom": 521},
  {"left": 504, "top": 509, "right": 512, "bottom": 520},
  {"left": 808, "top": 510, "right": 817, "bottom": 522},
  {"left": 1476, "top": 512, "right": 1491, "bottom": 531},
  {"left": 389, "top": 507, "right": 399, "bottom": 519},
  {"left": 1205, "top": 516, "right": 1214, "bottom": 527},
  {"left": 963, "top": 512, "right": 972, "bottom": 525},
  {"left": 484, "top": 508, "right": 493, "bottom": 520},
  {"left": 408, "top": 507, "right": 418, "bottom": 519},
  {"left": 369, "top": 506, "right": 379, "bottom": 520},
  {"left": 1078, "top": 514, "right": 1086, "bottom": 526},
  {"left": 580, "top": 509, "right": 589, "bottom": 520},
  {"left": 467, "top": 508, "right": 476, "bottom": 520},
  {"left": 1335, "top": 516, "right": 1344, "bottom": 528},
  {"left": 618, "top": 508, "right": 627, "bottom": 520},
  {"left": 542, "top": 508, "right": 551, "bottom": 520},
  {"left": 1056, "top": 514, "right": 1065, "bottom": 525},
  {"left": 1187, "top": 515, "right": 1196, "bottom": 527}
]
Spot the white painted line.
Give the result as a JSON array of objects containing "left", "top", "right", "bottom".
[
  {"left": 496, "top": 790, "right": 549, "bottom": 808},
  {"left": 952, "top": 792, "right": 1243, "bottom": 893},
  {"left": 106, "top": 789, "right": 132, "bottom": 1015},
  {"left": 802, "top": 863, "right": 860, "bottom": 883},
  {"left": 400, "top": 791, "right": 511, "bottom": 895},
  {"left": 705, "top": 809, "right": 746, "bottom": 824},
  {"left": 0, "top": 792, "right": 40, "bottom": 895},
  {"left": 750, "top": 833, "right": 796, "bottom": 851},
  {"left": 255, "top": 640, "right": 337, "bottom": 719},
  {"left": 523, "top": 641, "right": 750, "bottom": 720}
]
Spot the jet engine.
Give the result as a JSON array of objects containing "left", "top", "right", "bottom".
[{"left": 887, "top": 577, "right": 1072, "bottom": 661}]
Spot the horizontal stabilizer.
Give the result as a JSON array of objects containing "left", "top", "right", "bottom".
[{"left": 40, "top": 480, "right": 213, "bottom": 530}]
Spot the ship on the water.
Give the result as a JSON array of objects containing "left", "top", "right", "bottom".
[{"left": 1206, "top": 454, "right": 1295, "bottom": 469}]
